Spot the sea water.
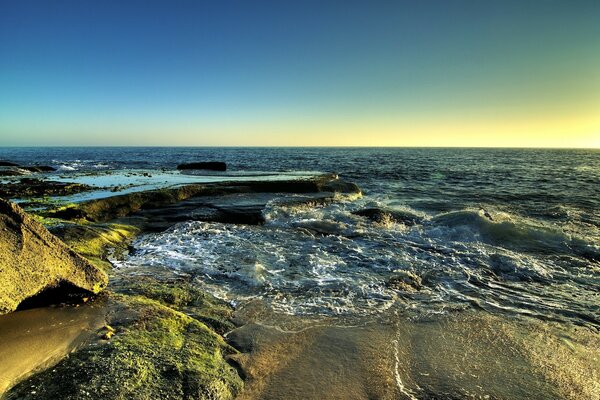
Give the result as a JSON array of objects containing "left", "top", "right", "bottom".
[{"left": 2, "top": 147, "right": 599, "bottom": 398}]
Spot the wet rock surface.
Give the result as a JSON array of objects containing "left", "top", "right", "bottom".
[
  {"left": 0, "top": 173, "right": 363, "bottom": 398},
  {"left": 0, "top": 199, "right": 107, "bottom": 315},
  {"left": 352, "top": 207, "right": 422, "bottom": 226},
  {"left": 5, "top": 294, "right": 243, "bottom": 400},
  {"left": 0, "top": 178, "right": 93, "bottom": 199},
  {"left": 177, "top": 161, "right": 227, "bottom": 171},
  {"left": 0, "top": 167, "right": 30, "bottom": 177},
  {"left": 22, "top": 165, "right": 57, "bottom": 172},
  {"left": 45, "top": 174, "right": 361, "bottom": 227}
]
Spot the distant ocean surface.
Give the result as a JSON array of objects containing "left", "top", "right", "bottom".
[{"left": 2, "top": 147, "right": 599, "bottom": 328}]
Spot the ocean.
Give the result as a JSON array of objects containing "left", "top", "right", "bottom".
[
  {"left": 1, "top": 147, "right": 599, "bottom": 327},
  {"left": 3, "top": 146, "right": 600, "bottom": 398}
]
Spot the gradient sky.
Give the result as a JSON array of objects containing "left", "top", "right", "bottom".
[{"left": 1, "top": 0, "right": 599, "bottom": 147}]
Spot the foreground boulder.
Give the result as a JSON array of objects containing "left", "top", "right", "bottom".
[
  {"left": 177, "top": 161, "right": 227, "bottom": 171},
  {"left": 0, "top": 199, "right": 108, "bottom": 314}
]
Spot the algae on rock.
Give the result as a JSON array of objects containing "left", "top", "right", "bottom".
[
  {"left": 49, "top": 222, "right": 139, "bottom": 272},
  {"left": 5, "top": 295, "right": 243, "bottom": 400},
  {"left": 0, "top": 199, "right": 107, "bottom": 314}
]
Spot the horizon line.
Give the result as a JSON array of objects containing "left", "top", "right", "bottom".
[{"left": 0, "top": 145, "right": 599, "bottom": 150}]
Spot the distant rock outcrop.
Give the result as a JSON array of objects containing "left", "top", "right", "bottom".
[
  {"left": 177, "top": 162, "right": 227, "bottom": 171},
  {"left": 0, "top": 161, "right": 20, "bottom": 167},
  {"left": 0, "top": 167, "right": 29, "bottom": 177},
  {"left": 22, "top": 165, "right": 56, "bottom": 172},
  {"left": 0, "top": 199, "right": 108, "bottom": 314}
]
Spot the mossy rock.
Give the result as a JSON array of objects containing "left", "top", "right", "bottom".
[
  {"left": 0, "top": 199, "right": 107, "bottom": 314},
  {"left": 49, "top": 222, "right": 139, "bottom": 272},
  {"left": 43, "top": 175, "right": 361, "bottom": 223},
  {"left": 5, "top": 295, "right": 243, "bottom": 400},
  {"left": 113, "top": 276, "right": 236, "bottom": 334}
]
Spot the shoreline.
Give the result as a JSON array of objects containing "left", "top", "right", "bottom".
[
  {"left": 0, "top": 166, "right": 598, "bottom": 399},
  {"left": 0, "top": 172, "right": 363, "bottom": 398}
]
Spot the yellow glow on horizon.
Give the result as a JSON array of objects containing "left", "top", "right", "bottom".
[{"left": 2, "top": 106, "right": 599, "bottom": 148}]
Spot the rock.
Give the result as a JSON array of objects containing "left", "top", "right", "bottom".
[
  {"left": 0, "top": 167, "right": 30, "bottom": 177},
  {"left": 0, "top": 161, "right": 20, "bottom": 167},
  {"left": 50, "top": 223, "right": 139, "bottom": 272},
  {"left": 22, "top": 165, "right": 56, "bottom": 172},
  {"left": 386, "top": 271, "right": 422, "bottom": 292},
  {"left": 177, "top": 161, "right": 227, "bottom": 171},
  {"left": 5, "top": 295, "right": 243, "bottom": 400},
  {"left": 353, "top": 207, "right": 422, "bottom": 226},
  {"left": 46, "top": 174, "right": 361, "bottom": 224},
  {"left": 0, "top": 178, "right": 93, "bottom": 199},
  {"left": 0, "top": 199, "right": 108, "bottom": 314}
]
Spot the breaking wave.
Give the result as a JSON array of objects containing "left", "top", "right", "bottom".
[{"left": 117, "top": 201, "right": 600, "bottom": 328}]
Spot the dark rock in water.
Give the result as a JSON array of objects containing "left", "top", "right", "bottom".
[
  {"left": 0, "top": 161, "right": 20, "bottom": 167},
  {"left": 0, "top": 178, "right": 93, "bottom": 199},
  {"left": 47, "top": 174, "right": 361, "bottom": 224},
  {"left": 386, "top": 271, "right": 422, "bottom": 292},
  {"left": 0, "top": 199, "right": 107, "bottom": 314},
  {"left": 0, "top": 167, "right": 29, "bottom": 177},
  {"left": 177, "top": 161, "right": 227, "bottom": 171},
  {"left": 22, "top": 165, "right": 56, "bottom": 172},
  {"left": 353, "top": 207, "right": 421, "bottom": 226}
]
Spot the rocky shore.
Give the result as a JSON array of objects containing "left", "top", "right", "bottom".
[{"left": 0, "top": 172, "right": 361, "bottom": 399}]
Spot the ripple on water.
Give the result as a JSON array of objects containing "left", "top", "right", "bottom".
[{"left": 116, "top": 200, "right": 600, "bottom": 328}]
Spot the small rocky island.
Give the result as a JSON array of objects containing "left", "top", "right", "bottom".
[{"left": 0, "top": 166, "right": 361, "bottom": 399}]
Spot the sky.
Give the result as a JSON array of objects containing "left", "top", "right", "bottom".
[{"left": 1, "top": 0, "right": 599, "bottom": 147}]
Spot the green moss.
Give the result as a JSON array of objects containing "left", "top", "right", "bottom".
[
  {"left": 114, "top": 277, "right": 236, "bottom": 334},
  {"left": 50, "top": 222, "right": 139, "bottom": 272},
  {"left": 29, "top": 213, "right": 70, "bottom": 228},
  {"left": 5, "top": 295, "right": 243, "bottom": 400}
]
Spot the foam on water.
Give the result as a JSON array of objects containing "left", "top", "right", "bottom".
[{"left": 117, "top": 198, "right": 600, "bottom": 327}]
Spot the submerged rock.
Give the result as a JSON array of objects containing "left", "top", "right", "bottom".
[
  {"left": 353, "top": 207, "right": 422, "bottom": 226},
  {"left": 177, "top": 161, "right": 227, "bottom": 171},
  {"left": 386, "top": 270, "right": 422, "bottom": 292},
  {"left": 0, "top": 199, "right": 108, "bottom": 314}
]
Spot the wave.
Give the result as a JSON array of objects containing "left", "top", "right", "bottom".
[{"left": 428, "top": 210, "right": 599, "bottom": 260}]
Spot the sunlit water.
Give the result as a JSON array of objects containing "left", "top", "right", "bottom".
[
  {"left": 2, "top": 147, "right": 599, "bottom": 328},
  {"left": 3, "top": 147, "right": 599, "bottom": 398}
]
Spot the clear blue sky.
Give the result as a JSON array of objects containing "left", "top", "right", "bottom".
[{"left": 1, "top": 0, "right": 599, "bottom": 146}]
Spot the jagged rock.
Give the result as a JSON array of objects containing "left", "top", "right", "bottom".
[
  {"left": 177, "top": 161, "right": 227, "bottom": 171},
  {"left": 0, "top": 199, "right": 108, "bottom": 314}
]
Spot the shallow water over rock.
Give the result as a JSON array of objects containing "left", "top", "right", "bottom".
[
  {"left": 227, "top": 303, "right": 598, "bottom": 400},
  {"left": 0, "top": 302, "right": 106, "bottom": 394}
]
